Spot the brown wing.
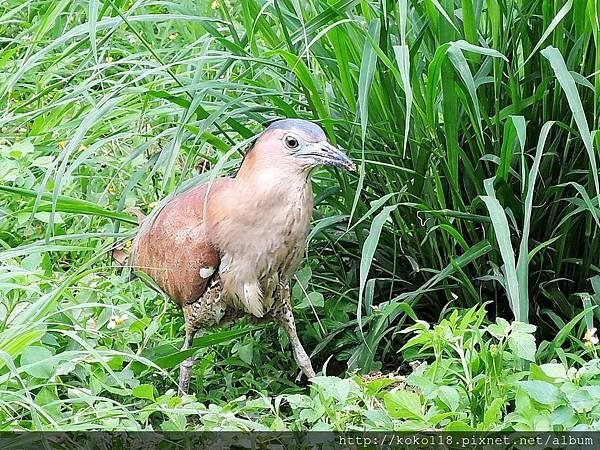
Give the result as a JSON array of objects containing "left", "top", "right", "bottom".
[{"left": 131, "top": 178, "right": 232, "bottom": 306}]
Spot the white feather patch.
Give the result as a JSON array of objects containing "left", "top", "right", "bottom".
[
  {"left": 199, "top": 266, "right": 215, "bottom": 279},
  {"left": 243, "top": 282, "right": 264, "bottom": 317}
]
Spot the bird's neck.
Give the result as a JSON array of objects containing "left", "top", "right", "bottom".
[{"left": 233, "top": 157, "right": 313, "bottom": 208}]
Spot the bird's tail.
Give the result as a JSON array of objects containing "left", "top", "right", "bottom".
[{"left": 111, "top": 207, "right": 147, "bottom": 267}]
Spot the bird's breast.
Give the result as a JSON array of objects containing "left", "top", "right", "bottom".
[{"left": 215, "top": 182, "right": 313, "bottom": 317}]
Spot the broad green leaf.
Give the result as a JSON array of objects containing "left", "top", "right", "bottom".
[
  {"left": 483, "top": 397, "right": 505, "bottom": 428},
  {"left": 517, "top": 380, "right": 562, "bottom": 406},
  {"left": 132, "top": 384, "right": 155, "bottom": 401},
  {"left": 311, "top": 376, "right": 354, "bottom": 403},
  {"left": 235, "top": 342, "right": 254, "bottom": 365},
  {"left": 384, "top": 390, "right": 424, "bottom": 420},
  {"left": 568, "top": 387, "right": 600, "bottom": 413},
  {"left": 437, "top": 385, "right": 460, "bottom": 411},
  {"left": 20, "top": 346, "right": 57, "bottom": 379},
  {"left": 508, "top": 332, "right": 536, "bottom": 362}
]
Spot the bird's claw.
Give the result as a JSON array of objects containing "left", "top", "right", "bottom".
[{"left": 296, "top": 364, "right": 316, "bottom": 381}]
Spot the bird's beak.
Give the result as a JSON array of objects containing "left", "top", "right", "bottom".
[
  {"left": 322, "top": 142, "right": 356, "bottom": 171},
  {"left": 311, "top": 142, "right": 356, "bottom": 171}
]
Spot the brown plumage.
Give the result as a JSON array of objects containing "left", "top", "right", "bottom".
[
  {"left": 130, "top": 119, "right": 354, "bottom": 394},
  {"left": 132, "top": 181, "right": 228, "bottom": 305}
]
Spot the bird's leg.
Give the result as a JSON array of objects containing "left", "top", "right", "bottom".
[
  {"left": 179, "top": 277, "right": 226, "bottom": 395},
  {"left": 178, "top": 318, "right": 197, "bottom": 396},
  {"left": 272, "top": 283, "right": 316, "bottom": 380}
]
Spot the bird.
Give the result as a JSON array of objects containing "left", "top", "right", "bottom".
[{"left": 129, "top": 119, "right": 355, "bottom": 394}]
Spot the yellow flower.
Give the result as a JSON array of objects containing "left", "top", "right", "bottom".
[
  {"left": 584, "top": 327, "right": 598, "bottom": 346},
  {"left": 107, "top": 184, "right": 115, "bottom": 194},
  {"left": 107, "top": 314, "right": 129, "bottom": 329},
  {"left": 105, "top": 56, "right": 113, "bottom": 63},
  {"left": 211, "top": 0, "right": 220, "bottom": 9},
  {"left": 58, "top": 140, "right": 67, "bottom": 149},
  {"left": 168, "top": 33, "right": 179, "bottom": 41},
  {"left": 125, "top": 240, "right": 133, "bottom": 249}
]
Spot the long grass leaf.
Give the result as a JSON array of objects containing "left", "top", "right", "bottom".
[
  {"left": 541, "top": 46, "right": 600, "bottom": 198},
  {"left": 482, "top": 178, "right": 523, "bottom": 322}
]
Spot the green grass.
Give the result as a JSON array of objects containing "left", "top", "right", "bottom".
[{"left": 0, "top": 0, "right": 599, "bottom": 431}]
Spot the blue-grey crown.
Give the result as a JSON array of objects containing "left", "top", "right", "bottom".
[{"left": 265, "top": 119, "right": 326, "bottom": 142}]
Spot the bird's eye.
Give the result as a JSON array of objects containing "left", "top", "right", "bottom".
[{"left": 285, "top": 135, "right": 299, "bottom": 149}]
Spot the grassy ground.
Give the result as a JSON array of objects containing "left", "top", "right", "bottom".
[{"left": 0, "top": 0, "right": 599, "bottom": 431}]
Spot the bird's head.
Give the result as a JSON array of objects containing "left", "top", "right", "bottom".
[{"left": 249, "top": 119, "right": 355, "bottom": 173}]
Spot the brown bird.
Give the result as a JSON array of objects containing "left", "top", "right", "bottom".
[{"left": 130, "top": 119, "right": 355, "bottom": 394}]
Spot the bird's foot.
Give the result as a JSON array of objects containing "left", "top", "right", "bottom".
[
  {"left": 295, "top": 366, "right": 316, "bottom": 382},
  {"left": 294, "top": 351, "right": 316, "bottom": 381},
  {"left": 178, "top": 357, "right": 195, "bottom": 396}
]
